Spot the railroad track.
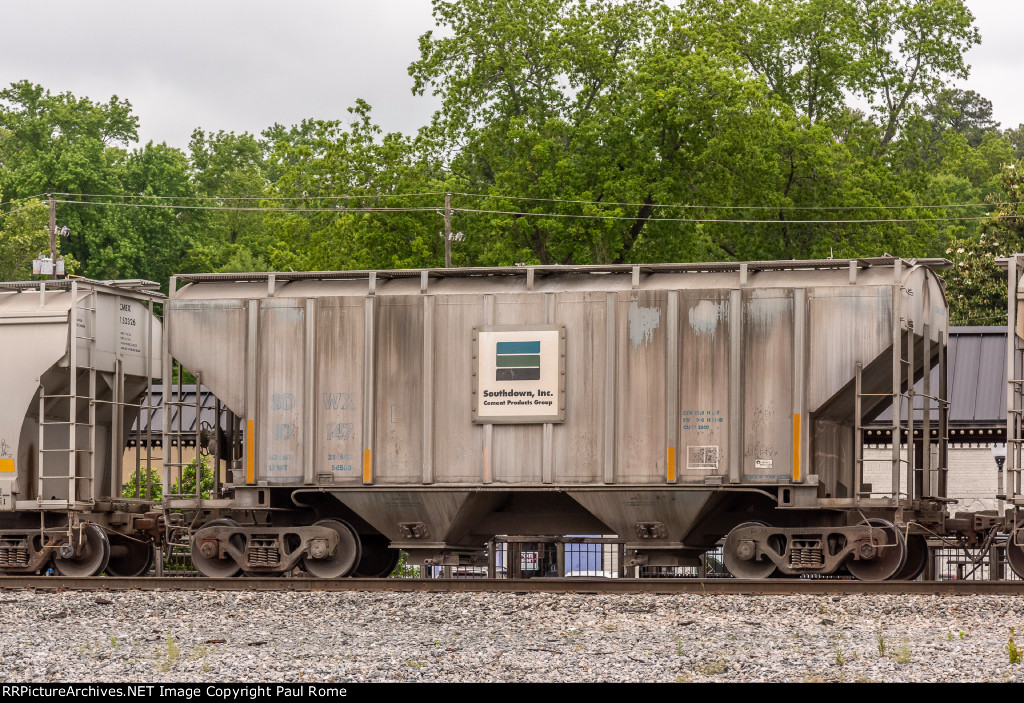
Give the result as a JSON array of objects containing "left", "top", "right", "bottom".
[{"left": 2, "top": 576, "right": 1024, "bottom": 595}]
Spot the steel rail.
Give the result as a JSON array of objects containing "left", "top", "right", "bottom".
[{"left": 1, "top": 576, "right": 1023, "bottom": 595}]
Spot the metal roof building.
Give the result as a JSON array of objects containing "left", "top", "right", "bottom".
[
  {"left": 127, "top": 385, "right": 224, "bottom": 448},
  {"left": 868, "top": 326, "right": 1006, "bottom": 444}
]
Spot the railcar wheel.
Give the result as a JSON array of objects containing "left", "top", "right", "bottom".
[
  {"left": 301, "top": 519, "right": 361, "bottom": 579},
  {"left": 723, "top": 521, "right": 778, "bottom": 579},
  {"left": 191, "top": 518, "right": 244, "bottom": 578},
  {"left": 893, "top": 533, "right": 928, "bottom": 581},
  {"left": 845, "top": 519, "right": 907, "bottom": 582},
  {"left": 1006, "top": 522, "right": 1024, "bottom": 579},
  {"left": 105, "top": 534, "right": 154, "bottom": 577},
  {"left": 352, "top": 534, "right": 401, "bottom": 578},
  {"left": 53, "top": 524, "right": 111, "bottom": 577}
]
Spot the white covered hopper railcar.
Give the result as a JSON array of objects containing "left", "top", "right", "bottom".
[
  {"left": 164, "top": 258, "right": 952, "bottom": 580},
  {"left": 0, "top": 279, "right": 163, "bottom": 576}
]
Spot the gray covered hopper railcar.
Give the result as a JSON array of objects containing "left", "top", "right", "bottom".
[
  {"left": 165, "top": 258, "right": 952, "bottom": 580},
  {"left": 0, "top": 279, "right": 163, "bottom": 576}
]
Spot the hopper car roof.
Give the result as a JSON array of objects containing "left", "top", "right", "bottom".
[{"left": 171, "top": 257, "right": 951, "bottom": 285}]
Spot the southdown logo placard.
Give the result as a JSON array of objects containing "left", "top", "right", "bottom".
[{"left": 473, "top": 325, "right": 565, "bottom": 424}]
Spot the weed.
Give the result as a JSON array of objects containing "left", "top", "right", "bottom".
[
  {"left": 675, "top": 638, "right": 683, "bottom": 657},
  {"left": 960, "top": 631, "right": 966, "bottom": 640},
  {"left": 835, "top": 647, "right": 845, "bottom": 667},
  {"left": 109, "top": 637, "right": 118, "bottom": 649},
  {"left": 155, "top": 637, "right": 179, "bottom": 675},
  {"left": 947, "top": 632, "right": 953, "bottom": 642},
  {"left": 1008, "top": 628, "right": 1021, "bottom": 665},
  {"left": 877, "top": 630, "right": 886, "bottom": 656},
  {"left": 697, "top": 658, "right": 727, "bottom": 676},
  {"left": 405, "top": 660, "right": 426, "bottom": 668},
  {"left": 164, "top": 635, "right": 180, "bottom": 667},
  {"left": 675, "top": 675, "right": 691, "bottom": 683},
  {"left": 894, "top": 639, "right": 911, "bottom": 665}
]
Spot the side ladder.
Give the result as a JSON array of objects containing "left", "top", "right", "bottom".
[{"left": 35, "top": 281, "right": 98, "bottom": 506}]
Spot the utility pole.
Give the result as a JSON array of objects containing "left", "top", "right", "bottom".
[
  {"left": 444, "top": 192, "right": 452, "bottom": 268},
  {"left": 48, "top": 194, "right": 57, "bottom": 280}
]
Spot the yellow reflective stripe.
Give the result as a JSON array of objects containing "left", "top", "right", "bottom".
[
  {"left": 792, "top": 414, "right": 802, "bottom": 482},
  {"left": 667, "top": 447, "right": 676, "bottom": 482},
  {"left": 0, "top": 458, "right": 14, "bottom": 473},
  {"left": 363, "top": 449, "right": 372, "bottom": 483},
  {"left": 246, "top": 419, "right": 255, "bottom": 484}
]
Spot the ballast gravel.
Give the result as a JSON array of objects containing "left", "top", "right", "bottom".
[{"left": 1, "top": 590, "right": 1023, "bottom": 682}]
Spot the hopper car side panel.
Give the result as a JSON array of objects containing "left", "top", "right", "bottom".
[{"left": 165, "top": 259, "right": 955, "bottom": 579}]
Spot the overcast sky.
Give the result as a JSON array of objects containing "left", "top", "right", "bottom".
[{"left": 0, "top": 1, "right": 1020, "bottom": 151}]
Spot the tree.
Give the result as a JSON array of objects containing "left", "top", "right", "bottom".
[
  {"left": 407, "top": 0, "right": 952, "bottom": 266},
  {"left": 117, "top": 141, "right": 205, "bottom": 286},
  {"left": 0, "top": 194, "right": 48, "bottom": 280},
  {"left": 943, "top": 162, "right": 1024, "bottom": 326},
  {"left": 1005, "top": 124, "right": 1024, "bottom": 161},
  {"left": 925, "top": 88, "right": 999, "bottom": 148},
  {"left": 0, "top": 81, "right": 139, "bottom": 279},
  {"left": 691, "top": 0, "right": 980, "bottom": 149},
  {"left": 188, "top": 128, "right": 275, "bottom": 272},
  {"left": 265, "top": 102, "right": 448, "bottom": 270},
  {"left": 122, "top": 457, "right": 215, "bottom": 500},
  {"left": 862, "top": 0, "right": 979, "bottom": 149},
  {"left": 121, "top": 467, "right": 163, "bottom": 501},
  {"left": 689, "top": 0, "right": 862, "bottom": 125}
]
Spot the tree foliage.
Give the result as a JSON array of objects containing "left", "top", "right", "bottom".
[
  {"left": 265, "top": 101, "right": 448, "bottom": 270},
  {"left": 944, "top": 164, "right": 1024, "bottom": 325},
  {"left": 0, "top": 194, "right": 48, "bottom": 280},
  {"left": 122, "top": 457, "right": 215, "bottom": 501}
]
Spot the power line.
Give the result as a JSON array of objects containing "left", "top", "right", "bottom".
[
  {"left": 0, "top": 193, "right": 49, "bottom": 210},
  {"left": 48, "top": 197, "right": 1022, "bottom": 224},
  {"left": 46, "top": 190, "right": 1022, "bottom": 211},
  {"left": 52, "top": 199, "right": 438, "bottom": 214},
  {"left": 453, "top": 206, "right": 1017, "bottom": 225},
  {"left": 0, "top": 202, "right": 45, "bottom": 218},
  {"left": 450, "top": 192, "right": 1012, "bottom": 211},
  {"left": 52, "top": 191, "right": 449, "bottom": 202}
]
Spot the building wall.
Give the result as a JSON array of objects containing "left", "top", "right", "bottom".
[{"left": 863, "top": 445, "right": 1003, "bottom": 512}]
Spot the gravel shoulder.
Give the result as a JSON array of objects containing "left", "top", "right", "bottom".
[{"left": 2, "top": 590, "right": 1022, "bottom": 682}]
